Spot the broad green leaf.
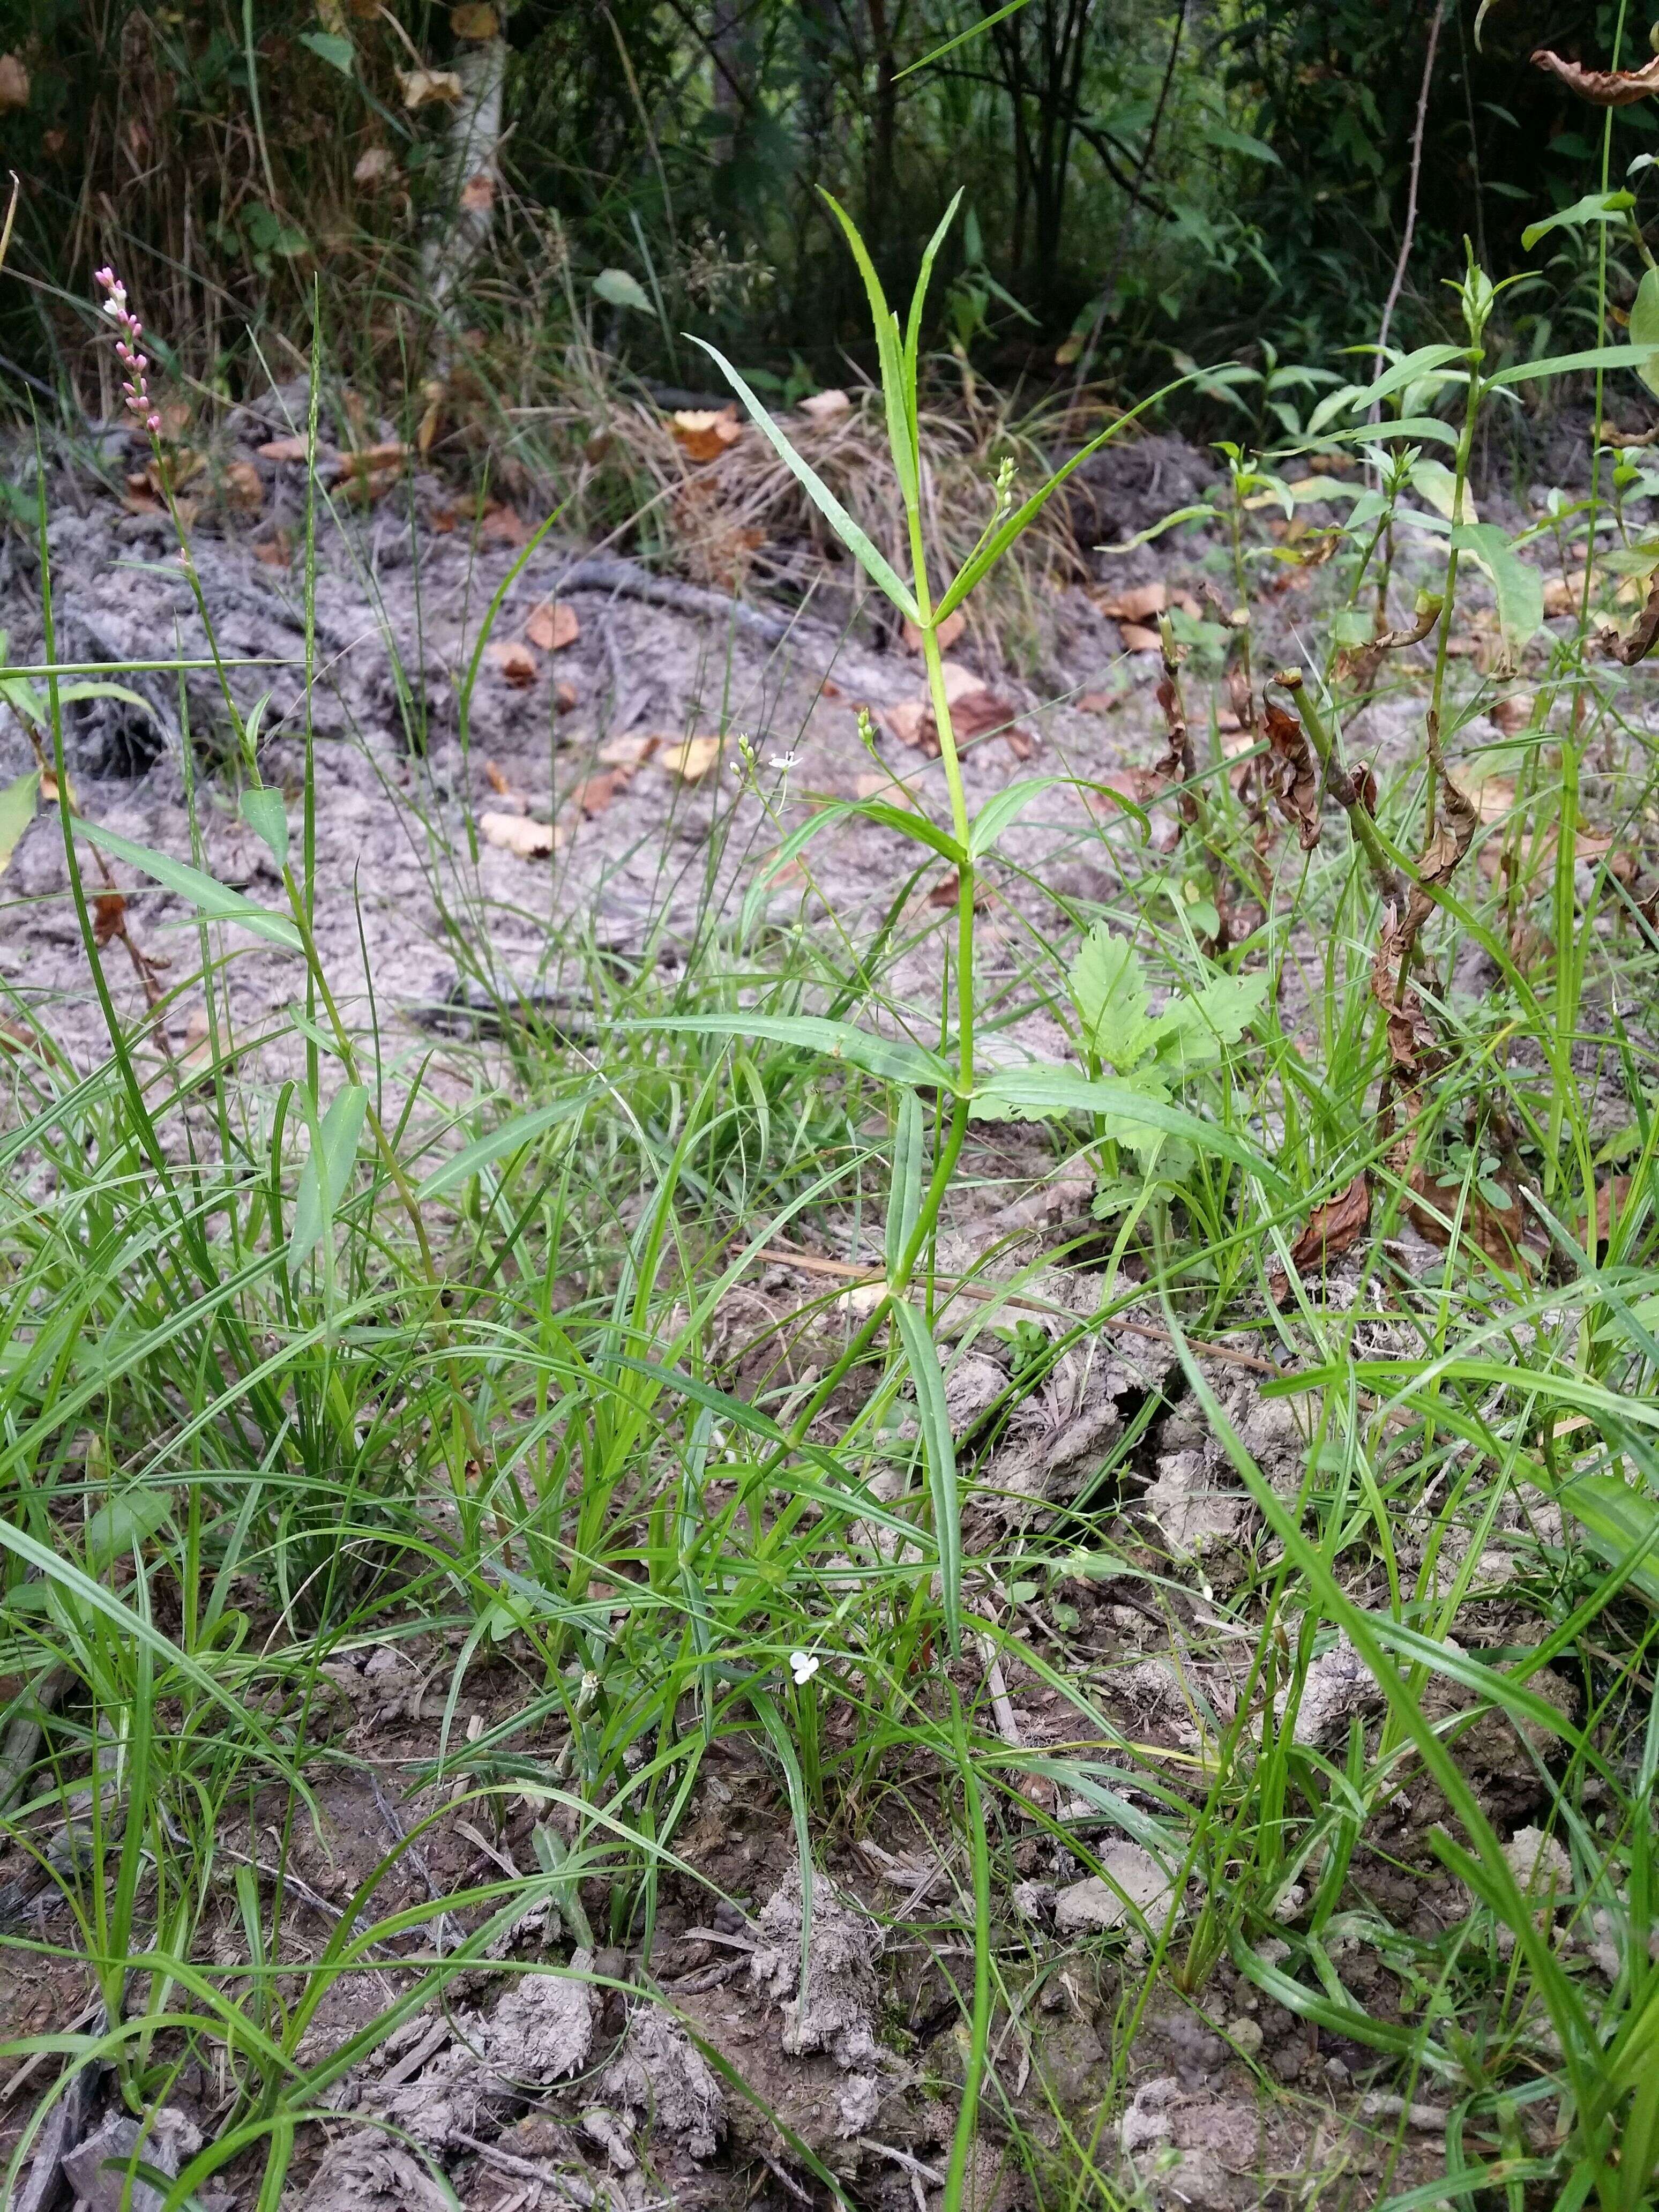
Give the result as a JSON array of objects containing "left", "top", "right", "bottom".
[
  {"left": 85, "top": 1486, "right": 170, "bottom": 1566},
  {"left": 593, "top": 267, "right": 653, "bottom": 313},
  {"left": 1560, "top": 1473, "right": 1659, "bottom": 1608},
  {"left": 621, "top": 1012, "right": 953, "bottom": 1090},
  {"left": 1362, "top": 343, "right": 1471, "bottom": 409},
  {"left": 891, "top": 1295, "right": 961, "bottom": 1651},
  {"left": 1632, "top": 265, "right": 1659, "bottom": 401},
  {"left": 689, "top": 337, "right": 921, "bottom": 621},
  {"left": 885, "top": 1089, "right": 926, "bottom": 1277},
  {"left": 416, "top": 1088, "right": 599, "bottom": 1200},
  {"left": 1149, "top": 970, "right": 1270, "bottom": 1071},
  {"left": 968, "top": 1064, "right": 1277, "bottom": 1185},
  {"left": 289, "top": 1084, "right": 369, "bottom": 1272},
  {"left": 1408, "top": 457, "right": 1475, "bottom": 523},
  {"left": 240, "top": 787, "right": 289, "bottom": 869},
  {"left": 1452, "top": 522, "right": 1544, "bottom": 649},
  {"left": 1522, "top": 189, "right": 1635, "bottom": 252},
  {"left": 1205, "top": 122, "right": 1281, "bottom": 165},
  {"left": 1068, "top": 925, "right": 1157, "bottom": 1070},
  {"left": 73, "top": 820, "right": 302, "bottom": 951},
  {"left": 1314, "top": 414, "right": 1461, "bottom": 450},
  {"left": 0, "top": 769, "right": 38, "bottom": 875},
  {"left": 299, "top": 28, "right": 354, "bottom": 72}
]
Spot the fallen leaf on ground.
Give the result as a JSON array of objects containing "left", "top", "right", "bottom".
[
  {"left": 92, "top": 891, "right": 126, "bottom": 948},
  {"left": 487, "top": 642, "right": 539, "bottom": 689},
  {"left": 554, "top": 679, "right": 578, "bottom": 714},
  {"left": 1587, "top": 1175, "right": 1635, "bottom": 1253},
  {"left": 659, "top": 736, "right": 722, "bottom": 781},
  {"left": 353, "top": 146, "right": 395, "bottom": 186},
  {"left": 571, "top": 769, "right": 631, "bottom": 816},
  {"left": 1119, "top": 623, "right": 1162, "bottom": 653},
  {"left": 1407, "top": 1168, "right": 1543, "bottom": 1274},
  {"left": 339, "top": 442, "right": 408, "bottom": 482},
  {"left": 1543, "top": 571, "right": 1591, "bottom": 617},
  {"left": 671, "top": 408, "right": 742, "bottom": 462},
  {"left": 451, "top": 1, "right": 499, "bottom": 32},
  {"left": 1096, "top": 581, "right": 1166, "bottom": 623},
  {"left": 1075, "top": 691, "right": 1120, "bottom": 713},
  {"left": 526, "top": 601, "right": 580, "bottom": 652},
  {"left": 597, "top": 734, "right": 659, "bottom": 768},
  {"left": 483, "top": 760, "right": 527, "bottom": 810},
  {"left": 882, "top": 699, "right": 936, "bottom": 754},
  {"left": 902, "top": 611, "right": 965, "bottom": 653},
  {"left": 258, "top": 436, "right": 311, "bottom": 464},
  {"left": 1269, "top": 1172, "right": 1370, "bottom": 1302},
  {"left": 480, "top": 811, "right": 563, "bottom": 859},
  {"left": 479, "top": 503, "right": 529, "bottom": 544},
  {"left": 1490, "top": 693, "right": 1534, "bottom": 734},
  {"left": 253, "top": 532, "right": 292, "bottom": 569},
  {"left": 459, "top": 171, "right": 496, "bottom": 214},
  {"left": 399, "top": 67, "right": 463, "bottom": 108},
  {"left": 222, "top": 460, "right": 263, "bottom": 513},
  {"left": 798, "top": 388, "right": 851, "bottom": 421}
]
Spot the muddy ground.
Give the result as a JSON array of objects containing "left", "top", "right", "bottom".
[{"left": 0, "top": 400, "right": 1635, "bottom": 2210}]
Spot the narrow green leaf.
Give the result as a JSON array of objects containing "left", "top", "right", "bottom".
[
  {"left": 891, "top": 1295, "right": 961, "bottom": 1651},
  {"left": 416, "top": 1088, "right": 598, "bottom": 1200},
  {"left": 289, "top": 1084, "right": 369, "bottom": 1272},
  {"left": 0, "top": 769, "right": 38, "bottom": 875},
  {"left": 1486, "top": 342, "right": 1659, "bottom": 389},
  {"left": 819, "top": 192, "right": 920, "bottom": 509},
  {"left": 894, "top": 0, "right": 1033, "bottom": 78},
  {"left": 1362, "top": 342, "right": 1472, "bottom": 407},
  {"left": 1522, "top": 189, "right": 1635, "bottom": 252},
  {"left": 1452, "top": 522, "right": 1545, "bottom": 649},
  {"left": 903, "top": 191, "right": 963, "bottom": 447},
  {"left": 1560, "top": 1473, "right": 1659, "bottom": 1608},
  {"left": 970, "top": 774, "right": 1147, "bottom": 856},
  {"left": 688, "top": 338, "right": 921, "bottom": 620},
  {"left": 240, "top": 787, "right": 289, "bottom": 869},
  {"left": 885, "top": 1089, "right": 925, "bottom": 1277},
  {"left": 298, "top": 28, "right": 354, "bottom": 72},
  {"left": 621, "top": 1012, "right": 953, "bottom": 1090},
  {"left": 969, "top": 1064, "right": 1278, "bottom": 1184},
  {"left": 85, "top": 1487, "right": 170, "bottom": 1566},
  {"left": 73, "top": 819, "right": 302, "bottom": 951},
  {"left": 1633, "top": 265, "right": 1659, "bottom": 401}
]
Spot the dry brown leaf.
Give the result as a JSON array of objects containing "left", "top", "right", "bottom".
[
  {"left": 882, "top": 699, "right": 937, "bottom": 755},
  {"left": 353, "top": 146, "right": 395, "bottom": 186},
  {"left": 526, "top": 601, "right": 580, "bottom": 653},
  {"left": 1096, "top": 581, "right": 1166, "bottom": 623},
  {"left": 40, "top": 768, "right": 69, "bottom": 807},
  {"left": 483, "top": 759, "right": 526, "bottom": 809},
  {"left": 42, "top": 129, "right": 65, "bottom": 157},
  {"left": 0, "top": 54, "right": 28, "bottom": 110},
  {"left": 901, "top": 611, "right": 966, "bottom": 653},
  {"left": 1119, "top": 623, "right": 1162, "bottom": 654},
  {"left": 928, "top": 871, "right": 961, "bottom": 909},
  {"left": 1587, "top": 1175, "right": 1635, "bottom": 1255},
  {"left": 92, "top": 891, "right": 126, "bottom": 948},
  {"left": 222, "top": 460, "right": 263, "bottom": 514},
  {"left": 658, "top": 736, "right": 722, "bottom": 782},
  {"left": 554, "top": 679, "right": 578, "bottom": 714},
  {"left": 480, "top": 811, "right": 562, "bottom": 859},
  {"left": 459, "top": 171, "right": 495, "bottom": 215},
  {"left": 339, "top": 442, "right": 407, "bottom": 481},
  {"left": 487, "top": 642, "right": 539, "bottom": 689},
  {"left": 1263, "top": 699, "right": 1320, "bottom": 849},
  {"left": 253, "top": 532, "right": 292, "bottom": 569},
  {"left": 671, "top": 408, "right": 742, "bottom": 463},
  {"left": 1269, "top": 1172, "right": 1371, "bottom": 1303},
  {"left": 1543, "top": 570, "right": 1591, "bottom": 617},
  {"left": 1531, "top": 46, "right": 1659, "bottom": 104},
  {"left": 258, "top": 435, "right": 311, "bottom": 464},
  {"left": 399, "top": 67, "right": 464, "bottom": 108},
  {"left": 854, "top": 773, "right": 912, "bottom": 808},
  {"left": 1489, "top": 693, "right": 1535, "bottom": 735},
  {"left": 478, "top": 503, "right": 528, "bottom": 545},
  {"left": 451, "top": 1, "right": 500, "bottom": 34},
  {"left": 1407, "top": 1168, "right": 1542, "bottom": 1274},
  {"left": 571, "top": 769, "right": 631, "bottom": 817},
  {"left": 1599, "top": 574, "right": 1659, "bottom": 664},
  {"left": 798, "top": 388, "right": 851, "bottom": 422},
  {"left": 597, "top": 733, "right": 659, "bottom": 768},
  {"left": 937, "top": 660, "right": 985, "bottom": 703},
  {"left": 1075, "top": 691, "right": 1120, "bottom": 713},
  {"left": 952, "top": 690, "right": 1027, "bottom": 745}
]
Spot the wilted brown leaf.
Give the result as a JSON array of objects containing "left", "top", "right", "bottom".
[
  {"left": 1543, "top": 570, "right": 1591, "bottom": 617},
  {"left": 1263, "top": 699, "right": 1320, "bottom": 848},
  {"left": 1118, "top": 623, "right": 1162, "bottom": 654},
  {"left": 399, "top": 67, "right": 464, "bottom": 108},
  {"left": 901, "top": 611, "right": 965, "bottom": 653},
  {"left": 258, "top": 435, "right": 311, "bottom": 464},
  {"left": 0, "top": 54, "right": 29, "bottom": 110},
  {"left": 459, "top": 171, "right": 495, "bottom": 215},
  {"left": 253, "top": 532, "right": 292, "bottom": 569},
  {"left": 92, "top": 891, "right": 126, "bottom": 948},
  {"left": 487, "top": 642, "right": 539, "bottom": 689},
  {"left": 1407, "top": 1167, "right": 1541, "bottom": 1274},
  {"left": 882, "top": 699, "right": 937, "bottom": 755},
  {"left": 477, "top": 503, "right": 528, "bottom": 544},
  {"left": 1600, "top": 574, "right": 1659, "bottom": 664},
  {"left": 1531, "top": 46, "right": 1659, "bottom": 103},
  {"left": 1075, "top": 690, "right": 1120, "bottom": 714},
  {"left": 658, "top": 736, "right": 722, "bottom": 782},
  {"left": 1269, "top": 1171, "right": 1371, "bottom": 1302},
  {"left": 554, "top": 679, "right": 578, "bottom": 714},
  {"left": 339, "top": 441, "right": 407, "bottom": 482},
  {"left": 526, "top": 601, "right": 579, "bottom": 652},
  {"left": 951, "top": 690, "right": 1027, "bottom": 746},
  {"left": 353, "top": 146, "right": 395, "bottom": 187},
  {"left": 798, "top": 388, "right": 851, "bottom": 421},
  {"left": 571, "top": 769, "right": 631, "bottom": 817},
  {"left": 480, "top": 811, "right": 563, "bottom": 859},
  {"left": 222, "top": 460, "right": 263, "bottom": 513},
  {"left": 597, "top": 733, "right": 659, "bottom": 768},
  {"left": 451, "top": 1, "right": 500, "bottom": 34},
  {"left": 928, "top": 870, "right": 962, "bottom": 908},
  {"left": 1096, "top": 581, "right": 1166, "bottom": 623},
  {"left": 671, "top": 408, "right": 742, "bottom": 462},
  {"left": 483, "top": 759, "right": 526, "bottom": 809}
]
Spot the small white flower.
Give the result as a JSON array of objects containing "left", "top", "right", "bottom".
[
  {"left": 788, "top": 1649, "right": 820, "bottom": 1686},
  {"left": 767, "top": 751, "right": 799, "bottom": 772}
]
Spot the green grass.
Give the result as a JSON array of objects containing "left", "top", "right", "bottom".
[{"left": 2, "top": 207, "right": 1659, "bottom": 2212}]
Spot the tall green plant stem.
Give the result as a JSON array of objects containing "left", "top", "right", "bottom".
[{"left": 1423, "top": 348, "right": 1483, "bottom": 838}]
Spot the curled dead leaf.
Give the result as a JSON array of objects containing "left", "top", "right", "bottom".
[
  {"left": 92, "top": 891, "right": 126, "bottom": 948},
  {"left": 1262, "top": 699, "right": 1320, "bottom": 849},
  {"left": 1407, "top": 1166, "right": 1543, "bottom": 1274},
  {"left": 487, "top": 642, "right": 539, "bottom": 689},
  {"left": 1489, "top": 692, "right": 1535, "bottom": 735},
  {"left": 597, "top": 733, "right": 659, "bottom": 769},
  {"left": 480, "top": 811, "right": 563, "bottom": 860},
  {"left": 526, "top": 601, "right": 580, "bottom": 653},
  {"left": 1599, "top": 574, "right": 1659, "bottom": 664},
  {"left": 571, "top": 769, "right": 632, "bottom": 817},
  {"left": 658, "top": 736, "right": 722, "bottom": 782},
  {"left": 459, "top": 171, "right": 495, "bottom": 215},
  {"left": 399, "top": 67, "right": 464, "bottom": 109},
  {"left": 1096, "top": 581, "right": 1166, "bottom": 623},
  {"left": 1118, "top": 623, "right": 1162, "bottom": 654},
  {"left": 1269, "top": 1171, "right": 1371, "bottom": 1303},
  {"left": 554, "top": 679, "right": 578, "bottom": 714},
  {"left": 258, "top": 435, "right": 311, "bottom": 465},
  {"left": 253, "top": 532, "right": 292, "bottom": 569},
  {"left": 671, "top": 408, "right": 742, "bottom": 463},
  {"left": 798, "top": 388, "right": 851, "bottom": 422},
  {"left": 1531, "top": 46, "right": 1659, "bottom": 103}
]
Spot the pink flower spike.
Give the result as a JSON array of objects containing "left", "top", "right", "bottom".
[{"left": 147, "top": 414, "right": 161, "bottom": 433}]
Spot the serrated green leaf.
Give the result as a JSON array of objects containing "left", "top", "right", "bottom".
[
  {"left": 1148, "top": 970, "right": 1270, "bottom": 1071},
  {"left": 0, "top": 769, "right": 38, "bottom": 875},
  {"left": 1067, "top": 924, "right": 1157, "bottom": 1070},
  {"left": 73, "top": 820, "right": 302, "bottom": 950},
  {"left": 891, "top": 1295, "right": 961, "bottom": 1651}
]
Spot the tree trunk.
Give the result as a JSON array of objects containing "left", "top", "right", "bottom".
[{"left": 422, "top": 30, "right": 507, "bottom": 357}]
